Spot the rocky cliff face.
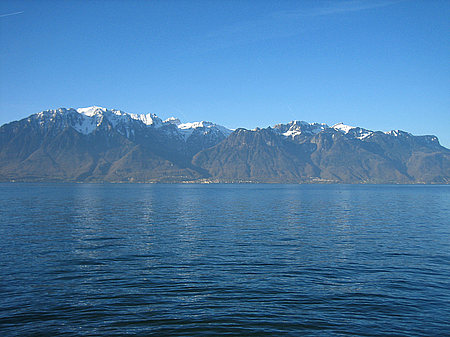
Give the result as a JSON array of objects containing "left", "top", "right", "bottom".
[{"left": 1, "top": 107, "right": 448, "bottom": 183}]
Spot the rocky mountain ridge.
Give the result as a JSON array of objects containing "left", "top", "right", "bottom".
[{"left": 1, "top": 107, "right": 448, "bottom": 183}]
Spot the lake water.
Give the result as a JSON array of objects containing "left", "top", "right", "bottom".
[{"left": 0, "top": 184, "right": 449, "bottom": 336}]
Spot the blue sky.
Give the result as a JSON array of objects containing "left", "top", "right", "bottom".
[{"left": 1, "top": 0, "right": 449, "bottom": 147}]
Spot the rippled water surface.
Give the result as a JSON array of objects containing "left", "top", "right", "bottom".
[{"left": 0, "top": 184, "right": 449, "bottom": 336}]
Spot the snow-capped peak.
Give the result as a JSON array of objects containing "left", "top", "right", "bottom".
[
  {"left": 178, "top": 121, "right": 212, "bottom": 130},
  {"left": 176, "top": 121, "right": 232, "bottom": 139},
  {"left": 31, "top": 106, "right": 232, "bottom": 141},
  {"left": 274, "top": 120, "right": 328, "bottom": 138},
  {"left": 76, "top": 106, "right": 162, "bottom": 127},
  {"left": 332, "top": 122, "right": 374, "bottom": 140},
  {"left": 384, "top": 130, "right": 412, "bottom": 137},
  {"left": 129, "top": 113, "right": 162, "bottom": 126},
  {"left": 332, "top": 122, "right": 355, "bottom": 134},
  {"left": 290, "top": 120, "right": 309, "bottom": 126},
  {"left": 77, "top": 106, "right": 109, "bottom": 117},
  {"left": 164, "top": 117, "right": 181, "bottom": 126}
]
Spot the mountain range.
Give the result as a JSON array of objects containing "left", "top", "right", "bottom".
[{"left": 1, "top": 106, "right": 449, "bottom": 183}]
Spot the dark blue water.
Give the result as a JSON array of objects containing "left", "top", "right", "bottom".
[{"left": 0, "top": 184, "right": 449, "bottom": 336}]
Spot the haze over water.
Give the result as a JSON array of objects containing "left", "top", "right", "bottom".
[{"left": 1, "top": 184, "right": 449, "bottom": 336}]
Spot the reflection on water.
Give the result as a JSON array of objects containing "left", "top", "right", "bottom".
[{"left": 0, "top": 184, "right": 449, "bottom": 336}]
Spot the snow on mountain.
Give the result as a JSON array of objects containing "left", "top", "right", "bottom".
[
  {"left": 71, "top": 113, "right": 98, "bottom": 135},
  {"left": 274, "top": 120, "right": 329, "bottom": 139},
  {"left": 76, "top": 106, "right": 108, "bottom": 117},
  {"left": 30, "top": 106, "right": 232, "bottom": 141},
  {"left": 129, "top": 113, "right": 162, "bottom": 127},
  {"left": 74, "top": 107, "right": 132, "bottom": 134},
  {"left": 273, "top": 121, "right": 380, "bottom": 141},
  {"left": 179, "top": 121, "right": 210, "bottom": 130},
  {"left": 177, "top": 121, "right": 233, "bottom": 140},
  {"left": 164, "top": 117, "right": 181, "bottom": 126},
  {"left": 332, "top": 122, "right": 355, "bottom": 133},
  {"left": 332, "top": 122, "right": 374, "bottom": 140},
  {"left": 27, "top": 106, "right": 430, "bottom": 143},
  {"left": 384, "top": 130, "right": 413, "bottom": 137}
]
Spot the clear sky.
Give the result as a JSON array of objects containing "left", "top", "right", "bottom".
[{"left": 1, "top": 0, "right": 449, "bottom": 147}]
